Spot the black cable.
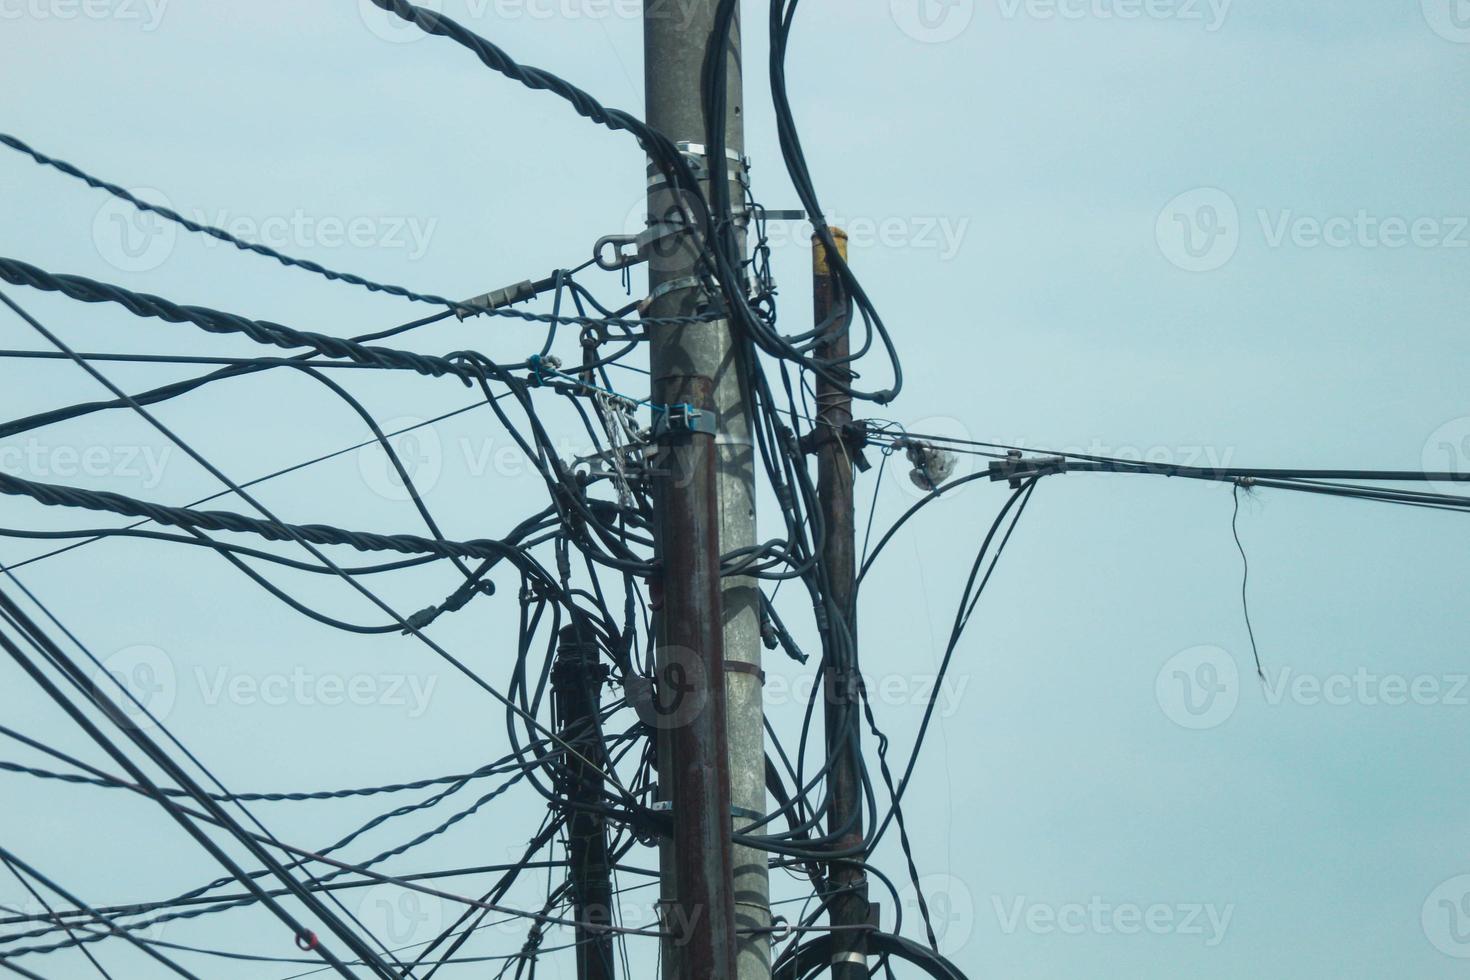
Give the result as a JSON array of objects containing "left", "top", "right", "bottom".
[
  {"left": 1231, "top": 482, "right": 1265, "bottom": 681},
  {"left": 0, "top": 857, "right": 112, "bottom": 979}
]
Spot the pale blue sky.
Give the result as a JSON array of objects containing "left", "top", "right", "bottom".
[{"left": 1, "top": 1, "right": 1468, "bottom": 976}]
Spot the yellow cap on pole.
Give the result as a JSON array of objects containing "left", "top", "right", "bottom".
[{"left": 812, "top": 226, "right": 848, "bottom": 276}]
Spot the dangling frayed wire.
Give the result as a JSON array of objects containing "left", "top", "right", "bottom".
[{"left": 1232, "top": 480, "right": 1265, "bottom": 682}]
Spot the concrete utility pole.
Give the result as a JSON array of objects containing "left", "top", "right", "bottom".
[
  {"left": 813, "top": 229, "right": 872, "bottom": 977},
  {"left": 643, "top": 1, "right": 769, "bottom": 979},
  {"left": 551, "top": 624, "right": 615, "bottom": 980}
]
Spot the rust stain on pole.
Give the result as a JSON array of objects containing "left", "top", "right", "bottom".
[
  {"left": 814, "top": 228, "right": 872, "bottom": 978},
  {"left": 653, "top": 372, "right": 738, "bottom": 979}
]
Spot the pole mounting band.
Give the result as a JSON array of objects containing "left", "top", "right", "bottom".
[
  {"left": 651, "top": 403, "right": 716, "bottom": 441},
  {"left": 649, "top": 799, "right": 764, "bottom": 822},
  {"left": 723, "top": 660, "right": 766, "bottom": 684}
]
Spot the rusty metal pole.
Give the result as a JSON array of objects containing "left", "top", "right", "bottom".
[
  {"left": 814, "top": 229, "right": 872, "bottom": 977},
  {"left": 644, "top": 2, "right": 764, "bottom": 978},
  {"left": 648, "top": 382, "right": 738, "bottom": 979},
  {"left": 552, "top": 623, "right": 615, "bottom": 980}
]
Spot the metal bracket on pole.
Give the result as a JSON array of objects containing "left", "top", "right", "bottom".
[
  {"left": 648, "top": 141, "right": 748, "bottom": 190},
  {"left": 594, "top": 221, "right": 688, "bottom": 272},
  {"left": 753, "top": 208, "right": 807, "bottom": 222},
  {"left": 649, "top": 799, "right": 763, "bottom": 822},
  {"left": 651, "top": 403, "right": 717, "bottom": 441},
  {"left": 987, "top": 450, "right": 1068, "bottom": 488},
  {"left": 639, "top": 275, "right": 711, "bottom": 314}
]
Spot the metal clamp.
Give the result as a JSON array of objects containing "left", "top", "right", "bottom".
[
  {"left": 646, "top": 142, "right": 749, "bottom": 198},
  {"left": 987, "top": 450, "right": 1068, "bottom": 488},
  {"left": 730, "top": 803, "right": 763, "bottom": 822},
  {"left": 639, "top": 275, "right": 709, "bottom": 314},
  {"left": 723, "top": 660, "right": 766, "bottom": 685},
  {"left": 649, "top": 799, "right": 764, "bottom": 822},
  {"left": 593, "top": 220, "right": 687, "bottom": 272},
  {"left": 651, "top": 403, "right": 717, "bottom": 441}
]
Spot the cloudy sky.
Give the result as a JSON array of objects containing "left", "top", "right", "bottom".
[{"left": 1, "top": 1, "right": 1469, "bottom": 976}]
